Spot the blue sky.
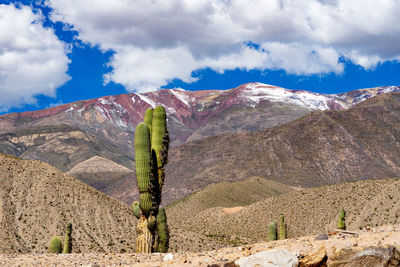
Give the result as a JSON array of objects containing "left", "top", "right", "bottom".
[{"left": 0, "top": 0, "right": 400, "bottom": 114}]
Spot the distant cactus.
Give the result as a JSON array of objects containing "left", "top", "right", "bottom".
[
  {"left": 132, "top": 201, "right": 141, "bottom": 219},
  {"left": 48, "top": 236, "right": 63, "bottom": 253},
  {"left": 279, "top": 214, "right": 287, "bottom": 240},
  {"left": 134, "top": 106, "right": 170, "bottom": 253},
  {"left": 338, "top": 208, "right": 346, "bottom": 230},
  {"left": 62, "top": 222, "right": 72, "bottom": 254},
  {"left": 267, "top": 222, "right": 277, "bottom": 241}
]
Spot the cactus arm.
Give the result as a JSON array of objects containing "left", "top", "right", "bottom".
[
  {"left": 156, "top": 207, "right": 170, "bottom": 252},
  {"left": 144, "top": 108, "right": 153, "bottom": 134}
]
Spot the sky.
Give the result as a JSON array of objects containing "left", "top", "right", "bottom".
[{"left": 0, "top": 0, "right": 400, "bottom": 114}]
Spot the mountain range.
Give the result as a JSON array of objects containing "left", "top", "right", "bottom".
[{"left": 0, "top": 83, "right": 399, "bottom": 204}]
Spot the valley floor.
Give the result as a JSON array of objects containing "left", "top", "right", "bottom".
[{"left": 1, "top": 224, "right": 400, "bottom": 266}]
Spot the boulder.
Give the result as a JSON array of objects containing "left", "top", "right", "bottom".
[
  {"left": 299, "top": 246, "right": 326, "bottom": 267},
  {"left": 327, "top": 245, "right": 400, "bottom": 267},
  {"left": 235, "top": 249, "right": 298, "bottom": 267}
]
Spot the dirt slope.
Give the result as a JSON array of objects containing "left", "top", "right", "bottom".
[
  {"left": 0, "top": 153, "right": 223, "bottom": 254},
  {"left": 168, "top": 177, "right": 400, "bottom": 246}
]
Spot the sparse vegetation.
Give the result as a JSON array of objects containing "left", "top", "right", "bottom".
[
  {"left": 267, "top": 222, "right": 277, "bottom": 241},
  {"left": 338, "top": 208, "right": 346, "bottom": 230}
]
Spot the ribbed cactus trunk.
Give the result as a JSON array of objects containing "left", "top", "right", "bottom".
[
  {"left": 134, "top": 106, "right": 170, "bottom": 253},
  {"left": 136, "top": 216, "right": 153, "bottom": 253}
]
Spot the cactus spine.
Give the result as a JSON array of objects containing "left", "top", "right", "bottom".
[
  {"left": 267, "top": 222, "right": 277, "bottom": 241},
  {"left": 279, "top": 214, "right": 287, "bottom": 240},
  {"left": 338, "top": 208, "right": 346, "bottom": 230},
  {"left": 62, "top": 222, "right": 72, "bottom": 254},
  {"left": 48, "top": 236, "right": 63, "bottom": 253},
  {"left": 134, "top": 106, "right": 169, "bottom": 253}
]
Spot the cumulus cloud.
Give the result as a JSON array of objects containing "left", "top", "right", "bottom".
[
  {"left": 0, "top": 4, "right": 70, "bottom": 111},
  {"left": 47, "top": 0, "right": 400, "bottom": 92}
]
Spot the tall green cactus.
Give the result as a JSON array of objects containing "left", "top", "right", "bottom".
[
  {"left": 48, "top": 236, "right": 63, "bottom": 253},
  {"left": 279, "top": 214, "right": 287, "bottom": 240},
  {"left": 338, "top": 208, "right": 346, "bottom": 230},
  {"left": 267, "top": 222, "right": 277, "bottom": 241},
  {"left": 62, "top": 222, "right": 72, "bottom": 254},
  {"left": 134, "top": 106, "right": 170, "bottom": 253}
]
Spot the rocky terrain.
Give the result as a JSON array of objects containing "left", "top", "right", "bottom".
[
  {"left": 2, "top": 151, "right": 400, "bottom": 265},
  {"left": 167, "top": 177, "right": 400, "bottom": 246},
  {"left": 1, "top": 225, "right": 400, "bottom": 266},
  {"left": 0, "top": 83, "right": 398, "bottom": 205}
]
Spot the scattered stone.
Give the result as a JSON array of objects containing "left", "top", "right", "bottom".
[
  {"left": 235, "top": 249, "right": 298, "bottom": 267},
  {"left": 162, "top": 253, "right": 174, "bottom": 262},
  {"left": 298, "top": 246, "right": 326, "bottom": 267},
  {"left": 327, "top": 245, "right": 400, "bottom": 267},
  {"left": 314, "top": 234, "right": 329, "bottom": 240}
]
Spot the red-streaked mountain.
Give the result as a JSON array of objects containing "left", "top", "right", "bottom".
[
  {"left": 113, "top": 92, "right": 400, "bottom": 204},
  {"left": 0, "top": 83, "right": 399, "bottom": 204}
]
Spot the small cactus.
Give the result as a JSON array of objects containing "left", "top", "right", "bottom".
[
  {"left": 132, "top": 201, "right": 141, "bottom": 219},
  {"left": 338, "top": 208, "right": 346, "bottom": 230},
  {"left": 279, "top": 214, "right": 287, "bottom": 240},
  {"left": 267, "top": 222, "right": 277, "bottom": 241},
  {"left": 62, "top": 222, "right": 72, "bottom": 254},
  {"left": 48, "top": 236, "right": 63, "bottom": 253}
]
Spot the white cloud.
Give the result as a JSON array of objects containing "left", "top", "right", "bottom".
[
  {"left": 0, "top": 4, "right": 70, "bottom": 111},
  {"left": 47, "top": 0, "right": 400, "bottom": 92}
]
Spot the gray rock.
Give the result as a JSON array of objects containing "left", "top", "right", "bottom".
[
  {"left": 235, "top": 249, "right": 298, "bottom": 267},
  {"left": 314, "top": 234, "right": 329, "bottom": 240}
]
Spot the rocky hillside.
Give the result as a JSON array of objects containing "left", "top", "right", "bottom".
[
  {"left": 0, "top": 153, "right": 225, "bottom": 254},
  {"left": 0, "top": 83, "right": 398, "bottom": 204},
  {"left": 167, "top": 177, "right": 400, "bottom": 246},
  {"left": 153, "top": 92, "right": 400, "bottom": 204}
]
